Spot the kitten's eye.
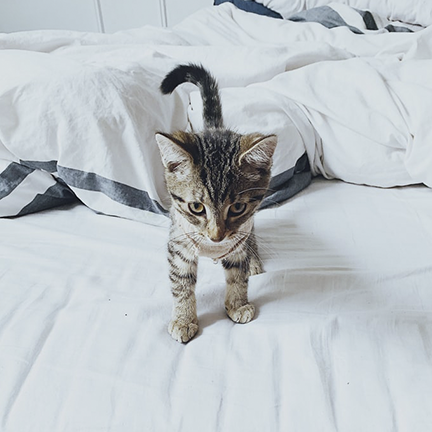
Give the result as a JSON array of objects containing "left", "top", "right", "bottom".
[
  {"left": 229, "top": 202, "right": 247, "bottom": 216},
  {"left": 188, "top": 202, "right": 206, "bottom": 215}
]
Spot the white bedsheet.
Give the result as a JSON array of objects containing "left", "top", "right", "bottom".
[{"left": 1, "top": 178, "right": 431, "bottom": 431}]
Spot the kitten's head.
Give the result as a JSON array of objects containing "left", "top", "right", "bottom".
[{"left": 156, "top": 128, "right": 276, "bottom": 255}]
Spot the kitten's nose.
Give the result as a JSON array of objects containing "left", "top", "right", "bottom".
[
  {"left": 207, "top": 232, "right": 225, "bottom": 243},
  {"left": 207, "top": 226, "right": 226, "bottom": 243},
  {"left": 207, "top": 216, "right": 226, "bottom": 243}
]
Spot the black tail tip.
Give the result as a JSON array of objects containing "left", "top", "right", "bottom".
[
  {"left": 160, "top": 72, "right": 176, "bottom": 95},
  {"left": 160, "top": 63, "right": 207, "bottom": 95}
]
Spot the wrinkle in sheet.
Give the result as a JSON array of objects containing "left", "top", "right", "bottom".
[
  {"left": 1, "top": 280, "right": 74, "bottom": 429},
  {"left": 309, "top": 317, "right": 339, "bottom": 431}
]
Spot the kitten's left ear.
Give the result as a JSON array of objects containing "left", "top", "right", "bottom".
[{"left": 238, "top": 134, "right": 277, "bottom": 168}]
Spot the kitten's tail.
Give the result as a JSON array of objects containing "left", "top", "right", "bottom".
[{"left": 160, "top": 63, "right": 223, "bottom": 130}]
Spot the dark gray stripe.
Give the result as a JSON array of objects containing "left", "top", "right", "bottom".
[
  {"left": 354, "top": 9, "right": 378, "bottom": 30},
  {"left": 289, "top": 6, "right": 363, "bottom": 34},
  {"left": 16, "top": 182, "right": 78, "bottom": 216},
  {"left": 0, "top": 162, "right": 35, "bottom": 199},
  {"left": 57, "top": 165, "right": 168, "bottom": 216},
  {"left": 261, "top": 153, "right": 311, "bottom": 209},
  {"left": 268, "top": 166, "right": 295, "bottom": 191},
  {"left": 385, "top": 25, "right": 413, "bottom": 33},
  {"left": 19, "top": 160, "right": 58, "bottom": 173},
  {"left": 214, "top": 0, "right": 283, "bottom": 19},
  {"left": 261, "top": 170, "right": 311, "bottom": 209}
]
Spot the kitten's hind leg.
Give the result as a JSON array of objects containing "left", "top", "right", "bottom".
[{"left": 222, "top": 253, "right": 255, "bottom": 324}]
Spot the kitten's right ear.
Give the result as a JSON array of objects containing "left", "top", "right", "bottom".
[
  {"left": 238, "top": 134, "right": 277, "bottom": 169},
  {"left": 155, "top": 133, "right": 194, "bottom": 172}
]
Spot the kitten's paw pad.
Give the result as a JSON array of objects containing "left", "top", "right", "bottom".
[
  {"left": 168, "top": 320, "right": 199, "bottom": 343},
  {"left": 226, "top": 303, "right": 255, "bottom": 324}
]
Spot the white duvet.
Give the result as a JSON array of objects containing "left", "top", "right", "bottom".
[{"left": 1, "top": 3, "right": 432, "bottom": 222}]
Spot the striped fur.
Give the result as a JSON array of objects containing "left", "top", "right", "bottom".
[{"left": 157, "top": 64, "right": 277, "bottom": 343}]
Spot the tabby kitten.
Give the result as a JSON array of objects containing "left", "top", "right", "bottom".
[{"left": 155, "top": 64, "right": 277, "bottom": 343}]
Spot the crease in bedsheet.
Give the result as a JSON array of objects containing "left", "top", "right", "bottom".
[
  {"left": 376, "top": 264, "right": 432, "bottom": 286},
  {"left": 270, "top": 341, "right": 282, "bottom": 430},
  {"left": 417, "top": 322, "right": 432, "bottom": 364},
  {"left": 309, "top": 317, "right": 339, "bottom": 431},
  {"left": 1, "top": 281, "right": 75, "bottom": 429},
  {"left": 374, "top": 326, "right": 399, "bottom": 431}
]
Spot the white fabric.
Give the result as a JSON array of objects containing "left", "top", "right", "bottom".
[
  {"left": 1, "top": 178, "right": 431, "bottom": 430},
  {"left": 257, "top": 0, "right": 432, "bottom": 26},
  {"left": 2, "top": 3, "right": 432, "bottom": 222}
]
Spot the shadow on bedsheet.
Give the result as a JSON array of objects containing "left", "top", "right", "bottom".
[
  {"left": 246, "top": 215, "right": 385, "bottom": 322},
  {"left": 194, "top": 223, "right": 380, "bottom": 336}
]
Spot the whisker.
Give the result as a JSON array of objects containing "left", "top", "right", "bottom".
[{"left": 235, "top": 230, "right": 280, "bottom": 261}]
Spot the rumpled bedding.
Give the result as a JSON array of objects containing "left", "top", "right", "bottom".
[
  {"left": 1, "top": 3, "right": 432, "bottom": 223},
  {"left": 1, "top": 178, "right": 432, "bottom": 431}
]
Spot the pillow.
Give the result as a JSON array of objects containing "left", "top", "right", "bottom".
[
  {"left": 254, "top": 0, "right": 431, "bottom": 26},
  {"left": 0, "top": 49, "right": 182, "bottom": 225}
]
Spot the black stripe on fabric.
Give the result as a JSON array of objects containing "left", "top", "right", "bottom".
[
  {"left": 57, "top": 166, "right": 169, "bottom": 216},
  {"left": 19, "top": 159, "right": 58, "bottom": 173},
  {"left": 0, "top": 162, "right": 34, "bottom": 199},
  {"left": 385, "top": 24, "right": 412, "bottom": 33},
  {"left": 354, "top": 9, "right": 378, "bottom": 30},
  {"left": 16, "top": 182, "right": 78, "bottom": 217},
  {"left": 289, "top": 6, "right": 363, "bottom": 34},
  {"left": 268, "top": 166, "right": 295, "bottom": 191},
  {"left": 260, "top": 170, "right": 311, "bottom": 209},
  {"left": 260, "top": 153, "right": 311, "bottom": 210},
  {"left": 214, "top": 0, "right": 283, "bottom": 19}
]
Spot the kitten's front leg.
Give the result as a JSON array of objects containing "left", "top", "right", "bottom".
[
  {"left": 167, "top": 237, "right": 199, "bottom": 343},
  {"left": 222, "top": 250, "right": 255, "bottom": 324}
]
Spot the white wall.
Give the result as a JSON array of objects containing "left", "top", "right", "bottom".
[
  {"left": 0, "top": 0, "right": 214, "bottom": 33},
  {"left": 0, "top": 0, "right": 100, "bottom": 32},
  {"left": 166, "top": 0, "right": 213, "bottom": 26}
]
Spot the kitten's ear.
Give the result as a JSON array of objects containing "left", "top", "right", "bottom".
[
  {"left": 238, "top": 134, "right": 277, "bottom": 168},
  {"left": 155, "top": 132, "right": 194, "bottom": 172}
]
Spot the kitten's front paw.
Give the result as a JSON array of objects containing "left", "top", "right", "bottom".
[
  {"left": 226, "top": 303, "right": 255, "bottom": 324},
  {"left": 168, "top": 319, "right": 199, "bottom": 343}
]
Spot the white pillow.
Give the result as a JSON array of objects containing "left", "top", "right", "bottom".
[
  {"left": 256, "top": 0, "right": 431, "bottom": 26},
  {"left": 0, "top": 49, "right": 182, "bottom": 224}
]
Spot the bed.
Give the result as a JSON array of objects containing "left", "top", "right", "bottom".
[{"left": 1, "top": 1, "right": 432, "bottom": 430}]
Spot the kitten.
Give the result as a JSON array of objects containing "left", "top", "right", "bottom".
[{"left": 155, "top": 64, "right": 277, "bottom": 343}]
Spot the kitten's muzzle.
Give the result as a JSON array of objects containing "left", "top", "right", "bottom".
[
  {"left": 207, "top": 233, "right": 226, "bottom": 243},
  {"left": 206, "top": 221, "right": 228, "bottom": 243}
]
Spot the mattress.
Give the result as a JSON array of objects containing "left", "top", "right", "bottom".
[{"left": 1, "top": 178, "right": 431, "bottom": 431}]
